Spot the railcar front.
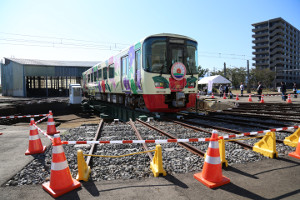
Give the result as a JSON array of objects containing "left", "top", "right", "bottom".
[{"left": 140, "top": 34, "right": 198, "bottom": 112}]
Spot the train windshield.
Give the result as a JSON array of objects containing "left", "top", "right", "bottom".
[{"left": 143, "top": 37, "right": 198, "bottom": 75}]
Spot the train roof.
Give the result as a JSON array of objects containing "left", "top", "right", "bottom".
[
  {"left": 83, "top": 33, "right": 197, "bottom": 74},
  {"left": 142, "top": 33, "right": 197, "bottom": 43}
]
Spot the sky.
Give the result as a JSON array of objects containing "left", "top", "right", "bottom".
[{"left": 0, "top": 0, "right": 299, "bottom": 71}]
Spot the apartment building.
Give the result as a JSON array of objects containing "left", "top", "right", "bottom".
[{"left": 252, "top": 17, "right": 300, "bottom": 87}]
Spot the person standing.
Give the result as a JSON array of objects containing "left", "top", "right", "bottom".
[
  {"left": 219, "top": 84, "right": 223, "bottom": 97},
  {"left": 293, "top": 82, "right": 297, "bottom": 98},
  {"left": 225, "top": 85, "right": 229, "bottom": 97},
  {"left": 240, "top": 82, "right": 244, "bottom": 97},
  {"left": 280, "top": 82, "right": 287, "bottom": 101},
  {"left": 257, "top": 82, "right": 263, "bottom": 101}
]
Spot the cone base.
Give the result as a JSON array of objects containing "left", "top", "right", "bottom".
[
  {"left": 25, "top": 146, "right": 46, "bottom": 155},
  {"left": 42, "top": 178, "right": 81, "bottom": 198},
  {"left": 289, "top": 152, "right": 300, "bottom": 160},
  {"left": 47, "top": 131, "right": 60, "bottom": 136},
  {"left": 194, "top": 172, "right": 230, "bottom": 188}
]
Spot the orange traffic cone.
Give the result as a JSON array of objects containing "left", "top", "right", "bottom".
[
  {"left": 223, "top": 92, "right": 227, "bottom": 99},
  {"left": 260, "top": 94, "right": 265, "bottom": 103},
  {"left": 42, "top": 134, "right": 81, "bottom": 198},
  {"left": 287, "top": 94, "right": 292, "bottom": 104},
  {"left": 248, "top": 94, "right": 252, "bottom": 102},
  {"left": 25, "top": 118, "right": 46, "bottom": 155},
  {"left": 47, "top": 110, "right": 60, "bottom": 135},
  {"left": 235, "top": 94, "right": 239, "bottom": 101},
  {"left": 194, "top": 130, "right": 230, "bottom": 188},
  {"left": 211, "top": 93, "right": 215, "bottom": 99},
  {"left": 289, "top": 137, "right": 300, "bottom": 159}
]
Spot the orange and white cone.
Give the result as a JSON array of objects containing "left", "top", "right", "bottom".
[
  {"left": 194, "top": 130, "right": 230, "bottom": 188},
  {"left": 260, "top": 95, "right": 265, "bottom": 103},
  {"left": 248, "top": 94, "right": 252, "bottom": 102},
  {"left": 289, "top": 137, "right": 300, "bottom": 159},
  {"left": 47, "top": 110, "right": 60, "bottom": 135},
  {"left": 236, "top": 94, "right": 239, "bottom": 101},
  {"left": 42, "top": 134, "right": 81, "bottom": 198},
  {"left": 287, "top": 94, "right": 292, "bottom": 104},
  {"left": 223, "top": 92, "right": 227, "bottom": 99},
  {"left": 211, "top": 93, "right": 215, "bottom": 99},
  {"left": 25, "top": 118, "right": 46, "bottom": 155}
]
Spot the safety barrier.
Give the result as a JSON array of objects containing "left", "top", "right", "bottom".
[
  {"left": 76, "top": 144, "right": 166, "bottom": 181},
  {"left": 0, "top": 114, "right": 48, "bottom": 119},
  {"left": 33, "top": 124, "right": 54, "bottom": 141},
  {"left": 61, "top": 125, "right": 299, "bottom": 145},
  {"left": 62, "top": 137, "right": 214, "bottom": 145}
]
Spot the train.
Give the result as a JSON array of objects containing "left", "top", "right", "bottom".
[{"left": 82, "top": 33, "right": 198, "bottom": 112}]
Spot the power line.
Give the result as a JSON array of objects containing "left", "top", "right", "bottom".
[
  {"left": 0, "top": 42, "right": 122, "bottom": 51},
  {"left": 0, "top": 31, "right": 131, "bottom": 46}
]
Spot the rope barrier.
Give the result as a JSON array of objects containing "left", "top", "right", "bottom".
[
  {"left": 224, "top": 135, "right": 263, "bottom": 142},
  {"left": 222, "top": 125, "right": 299, "bottom": 140},
  {"left": 33, "top": 124, "right": 53, "bottom": 141},
  {"left": 61, "top": 138, "right": 214, "bottom": 145},
  {"left": 61, "top": 125, "right": 299, "bottom": 145},
  {"left": 83, "top": 149, "right": 156, "bottom": 158},
  {"left": 0, "top": 114, "right": 48, "bottom": 119},
  {"left": 35, "top": 115, "right": 49, "bottom": 124}
]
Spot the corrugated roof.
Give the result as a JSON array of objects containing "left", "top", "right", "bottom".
[{"left": 4, "top": 57, "right": 100, "bottom": 67}]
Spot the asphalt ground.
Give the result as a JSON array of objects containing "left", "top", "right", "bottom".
[{"left": 0, "top": 96, "right": 300, "bottom": 199}]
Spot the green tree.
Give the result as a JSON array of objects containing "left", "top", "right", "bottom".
[
  {"left": 248, "top": 68, "right": 275, "bottom": 90},
  {"left": 197, "top": 65, "right": 209, "bottom": 78}
]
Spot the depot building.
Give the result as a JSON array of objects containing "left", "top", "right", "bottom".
[{"left": 0, "top": 58, "right": 98, "bottom": 97}]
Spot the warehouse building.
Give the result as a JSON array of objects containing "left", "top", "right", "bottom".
[{"left": 0, "top": 58, "right": 99, "bottom": 97}]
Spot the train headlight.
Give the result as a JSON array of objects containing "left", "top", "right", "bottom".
[
  {"left": 154, "top": 82, "right": 165, "bottom": 89},
  {"left": 187, "top": 82, "right": 196, "bottom": 88}
]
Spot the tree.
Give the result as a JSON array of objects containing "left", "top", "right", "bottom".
[
  {"left": 248, "top": 68, "right": 275, "bottom": 90},
  {"left": 197, "top": 65, "right": 209, "bottom": 78}
]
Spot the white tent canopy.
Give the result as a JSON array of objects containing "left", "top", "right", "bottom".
[{"left": 198, "top": 75, "right": 231, "bottom": 85}]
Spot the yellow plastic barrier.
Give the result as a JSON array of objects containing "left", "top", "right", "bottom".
[
  {"left": 76, "top": 150, "right": 91, "bottom": 182},
  {"left": 253, "top": 132, "right": 278, "bottom": 159},
  {"left": 78, "top": 148, "right": 165, "bottom": 178},
  {"left": 150, "top": 145, "right": 167, "bottom": 177},
  {"left": 284, "top": 128, "right": 300, "bottom": 147},
  {"left": 218, "top": 137, "right": 228, "bottom": 167}
]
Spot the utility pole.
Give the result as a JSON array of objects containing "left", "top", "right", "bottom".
[
  {"left": 247, "top": 60, "right": 251, "bottom": 93},
  {"left": 224, "top": 62, "right": 226, "bottom": 77}
]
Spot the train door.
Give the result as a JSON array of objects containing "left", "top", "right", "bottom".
[
  {"left": 135, "top": 49, "right": 141, "bottom": 91},
  {"left": 121, "top": 55, "right": 129, "bottom": 91}
]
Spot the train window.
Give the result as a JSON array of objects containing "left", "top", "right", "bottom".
[
  {"left": 122, "top": 56, "right": 128, "bottom": 76},
  {"left": 103, "top": 67, "right": 108, "bottom": 80},
  {"left": 109, "top": 64, "right": 114, "bottom": 78},
  {"left": 98, "top": 69, "right": 102, "bottom": 80},
  {"left": 91, "top": 73, "right": 94, "bottom": 82},
  {"left": 135, "top": 50, "right": 141, "bottom": 72},
  {"left": 93, "top": 71, "right": 97, "bottom": 82},
  {"left": 88, "top": 74, "right": 91, "bottom": 83},
  {"left": 143, "top": 37, "right": 167, "bottom": 73},
  {"left": 186, "top": 41, "right": 198, "bottom": 74}
]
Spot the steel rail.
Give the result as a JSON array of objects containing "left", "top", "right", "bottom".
[
  {"left": 128, "top": 119, "right": 153, "bottom": 160},
  {"left": 86, "top": 119, "right": 104, "bottom": 166},
  {"left": 136, "top": 119, "right": 205, "bottom": 157},
  {"left": 166, "top": 119, "right": 254, "bottom": 150},
  {"left": 210, "top": 111, "right": 300, "bottom": 123}
]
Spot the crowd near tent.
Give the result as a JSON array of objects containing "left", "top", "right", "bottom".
[{"left": 198, "top": 75, "right": 231, "bottom": 94}]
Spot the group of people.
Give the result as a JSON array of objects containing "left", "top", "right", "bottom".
[
  {"left": 218, "top": 82, "right": 297, "bottom": 101},
  {"left": 219, "top": 84, "right": 233, "bottom": 99},
  {"left": 281, "top": 82, "right": 298, "bottom": 101}
]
